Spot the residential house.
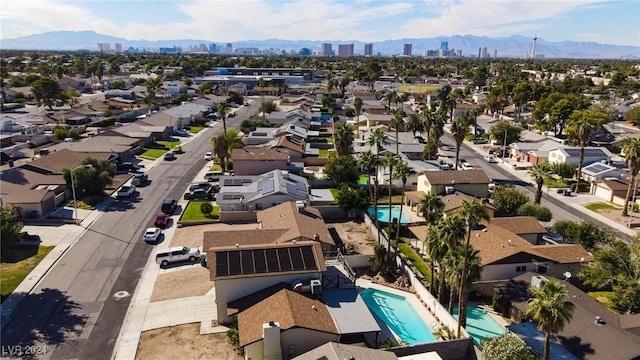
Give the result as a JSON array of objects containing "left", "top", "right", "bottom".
[
  {"left": 580, "top": 161, "right": 626, "bottom": 183},
  {"left": 166, "top": 81, "right": 185, "bottom": 94},
  {"left": 138, "top": 112, "right": 180, "bottom": 134},
  {"left": 228, "top": 82, "right": 247, "bottom": 96},
  {"left": 548, "top": 147, "right": 613, "bottom": 166},
  {"left": 489, "top": 217, "right": 547, "bottom": 245},
  {"left": 417, "top": 170, "right": 491, "bottom": 198},
  {"left": 497, "top": 272, "right": 640, "bottom": 360},
  {"left": 58, "top": 77, "right": 90, "bottom": 93},
  {"left": 452, "top": 103, "right": 478, "bottom": 122},
  {"left": 440, "top": 192, "right": 496, "bottom": 218},
  {"left": 206, "top": 241, "right": 326, "bottom": 324},
  {"left": 161, "top": 102, "right": 209, "bottom": 126},
  {"left": 99, "top": 122, "right": 166, "bottom": 145},
  {"left": 216, "top": 170, "right": 310, "bottom": 221},
  {"left": 231, "top": 147, "right": 290, "bottom": 176},
  {"left": 0, "top": 166, "right": 68, "bottom": 218},
  {"left": 43, "top": 135, "right": 140, "bottom": 161},
  {"left": 511, "top": 139, "right": 565, "bottom": 164},
  {"left": 293, "top": 342, "right": 399, "bottom": 360},
  {"left": 591, "top": 177, "right": 639, "bottom": 206}
]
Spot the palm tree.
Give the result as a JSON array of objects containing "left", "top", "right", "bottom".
[
  {"left": 334, "top": 122, "right": 354, "bottom": 156},
  {"left": 448, "top": 246, "right": 482, "bottom": 321},
  {"left": 368, "top": 128, "right": 387, "bottom": 244},
  {"left": 407, "top": 113, "right": 423, "bottom": 137},
  {"left": 390, "top": 109, "right": 405, "bottom": 154},
  {"left": 426, "top": 229, "right": 448, "bottom": 302},
  {"left": 456, "top": 199, "right": 490, "bottom": 336},
  {"left": 381, "top": 153, "right": 399, "bottom": 251},
  {"left": 435, "top": 216, "right": 466, "bottom": 305},
  {"left": 529, "top": 163, "right": 551, "bottom": 204},
  {"left": 357, "top": 151, "right": 377, "bottom": 212},
  {"left": 443, "top": 245, "right": 465, "bottom": 314},
  {"left": 623, "top": 138, "right": 640, "bottom": 217},
  {"left": 526, "top": 279, "right": 576, "bottom": 360},
  {"left": 217, "top": 101, "right": 229, "bottom": 135},
  {"left": 393, "top": 160, "right": 416, "bottom": 242},
  {"left": 451, "top": 112, "right": 472, "bottom": 170},
  {"left": 211, "top": 133, "right": 229, "bottom": 171},
  {"left": 354, "top": 96, "right": 363, "bottom": 126},
  {"left": 417, "top": 192, "right": 445, "bottom": 292},
  {"left": 566, "top": 109, "right": 608, "bottom": 194}
]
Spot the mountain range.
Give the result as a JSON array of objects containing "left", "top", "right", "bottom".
[{"left": 1, "top": 31, "right": 639, "bottom": 59}]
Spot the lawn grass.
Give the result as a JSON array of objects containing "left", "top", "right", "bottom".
[
  {"left": 397, "top": 240, "right": 431, "bottom": 282},
  {"left": 139, "top": 148, "right": 167, "bottom": 159},
  {"left": 588, "top": 291, "right": 617, "bottom": 312},
  {"left": 358, "top": 175, "right": 369, "bottom": 185},
  {"left": 544, "top": 177, "right": 567, "bottom": 188},
  {"left": 209, "top": 164, "right": 222, "bottom": 171},
  {"left": 157, "top": 140, "right": 181, "bottom": 149},
  {"left": 318, "top": 149, "right": 329, "bottom": 157},
  {"left": 189, "top": 126, "right": 205, "bottom": 133},
  {"left": 585, "top": 202, "right": 621, "bottom": 212},
  {"left": 329, "top": 188, "right": 340, "bottom": 204},
  {"left": 376, "top": 195, "right": 404, "bottom": 205},
  {"left": 1, "top": 245, "right": 54, "bottom": 302},
  {"left": 182, "top": 201, "right": 219, "bottom": 220}
]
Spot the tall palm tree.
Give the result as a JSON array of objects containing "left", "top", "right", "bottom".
[
  {"left": 354, "top": 96, "right": 363, "bottom": 126},
  {"left": 417, "top": 192, "right": 445, "bottom": 292},
  {"left": 334, "top": 122, "right": 354, "bottom": 156},
  {"left": 381, "top": 153, "right": 399, "bottom": 251},
  {"left": 456, "top": 199, "right": 490, "bottom": 336},
  {"left": 217, "top": 101, "right": 229, "bottom": 135},
  {"left": 393, "top": 160, "right": 416, "bottom": 242},
  {"left": 526, "top": 279, "right": 576, "bottom": 360},
  {"left": 368, "top": 128, "right": 387, "bottom": 244},
  {"left": 623, "top": 138, "right": 640, "bottom": 217},
  {"left": 566, "top": 109, "right": 608, "bottom": 194},
  {"left": 407, "top": 113, "right": 423, "bottom": 137},
  {"left": 529, "top": 163, "right": 551, "bottom": 204},
  {"left": 211, "top": 133, "right": 229, "bottom": 171},
  {"left": 451, "top": 112, "right": 472, "bottom": 170},
  {"left": 426, "top": 228, "right": 448, "bottom": 302},
  {"left": 357, "top": 151, "right": 377, "bottom": 212},
  {"left": 443, "top": 245, "right": 465, "bottom": 314},
  {"left": 390, "top": 109, "right": 405, "bottom": 154},
  {"left": 449, "top": 246, "right": 482, "bottom": 322},
  {"left": 435, "top": 216, "right": 466, "bottom": 305}
]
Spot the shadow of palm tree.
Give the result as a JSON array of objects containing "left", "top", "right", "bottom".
[{"left": 1, "top": 288, "right": 87, "bottom": 359}]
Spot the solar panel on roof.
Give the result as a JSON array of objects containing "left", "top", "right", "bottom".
[
  {"left": 254, "top": 249, "right": 267, "bottom": 273},
  {"left": 216, "top": 252, "right": 229, "bottom": 276},
  {"left": 587, "top": 164, "right": 608, "bottom": 173},
  {"left": 290, "top": 247, "right": 305, "bottom": 270},
  {"left": 278, "top": 248, "right": 293, "bottom": 271},
  {"left": 241, "top": 250, "right": 254, "bottom": 274},
  {"left": 585, "top": 148, "right": 606, "bottom": 156},
  {"left": 259, "top": 178, "right": 275, "bottom": 194},
  {"left": 266, "top": 248, "right": 280, "bottom": 272},
  {"left": 564, "top": 149, "right": 581, "bottom": 156},
  {"left": 301, "top": 246, "right": 317, "bottom": 270},
  {"left": 228, "top": 251, "right": 241, "bottom": 275}
]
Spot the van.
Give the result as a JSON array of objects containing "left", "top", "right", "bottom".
[{"left": 161, "top": 198, "right": 177, "bottom": 214}]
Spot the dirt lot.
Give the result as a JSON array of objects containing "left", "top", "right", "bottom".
[
  {"left": 150, "top": 267, "right": 213, "bottom": 302},
  {"left": 328, "top": 220, "right": 376, "bottom": 255},
  {"left": 136, "top": 323, "right": 241, "bottom": 360}
]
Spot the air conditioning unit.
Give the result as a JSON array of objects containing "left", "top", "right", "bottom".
[
  {"left": 310, "top": 279, "right": 322, "bottom": 295},
  {"left": 445, "top": 186, "right": 455, "bottom": 194}
]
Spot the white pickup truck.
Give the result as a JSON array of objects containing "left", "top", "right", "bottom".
[
  {"left": 156, "top": 246, "right": 201, "bottom": 267},
  {"left": 117, "top": 185, "right": 136, "bottom": 197}
]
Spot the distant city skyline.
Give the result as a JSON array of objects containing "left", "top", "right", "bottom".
[{"left": 1, "top": 0, "right": 639, "bottom": 47}]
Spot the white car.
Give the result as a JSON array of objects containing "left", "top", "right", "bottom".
[
  {"left": 204, "top": 152, "right": 213, "bottom": 161},
  {"left": 461, "top": 163, "right": 475, "bottom": 170},
  {"left": 117, "top": 185, "right": 136, "bottom": 197},
  {"left": 143, "top": 227, "right": 161, "bottom": 242},
  {"left": 485, "top": 155, "right": 498, "bottom": 163}
]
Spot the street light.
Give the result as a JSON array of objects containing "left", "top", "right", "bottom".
[{"left": 70, "top": 164, "right": 92, "bottom": 225}]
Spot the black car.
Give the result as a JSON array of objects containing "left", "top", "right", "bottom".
[
  {"left": 161, "top": 198, "right": 178, "bottom": 214},
  {"left": 189, "top": 182, "right": 212, "bottom": 192},
  {"left": 118, "top": 161, "right": 141, "bottom": 172},
  {"left": 184, "top": 188, "right": 215, "bottom": 200}
]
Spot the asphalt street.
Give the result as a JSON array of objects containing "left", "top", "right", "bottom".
[{"left": 0, "top": 100, "right": 255, "bottom": 360}]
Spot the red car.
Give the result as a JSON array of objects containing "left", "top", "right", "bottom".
[{"left": 154, "top": 213, "right": 169, "bottom": 228}]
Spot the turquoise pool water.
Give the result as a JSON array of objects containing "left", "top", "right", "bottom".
[
  {"left": 453, "top": 306, "right": 506, "bottom": 345},
  {"left": 367, "top": 205, "right": 411, "bottom": 224},
  {"left": 360, "top": 288, "right": 435, "bottom": 345}
]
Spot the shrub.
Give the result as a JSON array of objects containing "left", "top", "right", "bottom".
[
  {"left": 200, "top": 202, "right": 213, "bottom": 215},
  {"left": 517, "top": 203, "right": 552, "bottom": 221}
]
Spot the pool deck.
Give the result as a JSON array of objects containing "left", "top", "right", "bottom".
[{"left": 356, "top": 278, "right": 442, "bottom": 341}]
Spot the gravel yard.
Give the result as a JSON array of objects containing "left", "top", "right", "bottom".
[{"left": 150, "top": 267, "right": 213, "bottom": 302}]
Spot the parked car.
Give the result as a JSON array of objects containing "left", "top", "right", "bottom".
[
  {"left": 227, "top": 112, "right": 236, "bottom": 117},
  {"left": 131, "top": 173, "right": 148, "bottom": 186},
  {"left": 164, "top": 151, "right": 176, "bottom": 161},
  {"left": 173, "top": 145, "right": 183, "bottom": 153},
  {"left": 156, "top": 246, "right": 201, "bottom": 267},
  {"left": 204, "top": 152, "right": 213, "bottom": 161},
  {"left": 485, "top": 155, "right": 498, "bottom": 163},
  {"left": 189, "top": 182, "right": 212, "bottom": 192},
  {"left": 154, "top": 213, "right": 169, "bottom": 228},
  {"left": 184, "top": 188, "right": 215, "bottom": 200},
  {"left": 204, "top": 170, "right": 223, "bottom": 182},
  {"left": 461, "top": 163, "right": 475, "bottom": 170},
  {"left": 118, "top": 161, "right": 141, "bottom": 172},
  {"left": 161, "top": 198, "right": 178, "bottom": 214},
  {"left": 173, "top": 128, "right": 190, "bottom": 137},
  {"left": 472, "top": 138, "right": 489, "bottom": 144},
  {"left": 117, "top": 185, "right": 136, "bottom": 197},
  {"left": 143, "top": 227, "right": 161, "bottom": 242}
]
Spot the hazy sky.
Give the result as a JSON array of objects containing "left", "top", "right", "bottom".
[{"left": 1, "top": 0, "right": 639, "bottom": 46}]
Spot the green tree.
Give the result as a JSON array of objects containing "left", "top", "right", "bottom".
[
  {"left": 481, "top": 334, "right": 536, "bottom": 360},
  {"left": 551, "top": 220, "right": 614, "bottom": 252},
  {"left": 624, "top": 106, "right": 640, "bottom": 126},
  {"left": 62, "top": 157, "right": 116, "bottom": 198},
  {"left": 417, "top": 192, "right": 445, "bottom": 292},
  {"left": 259, "top": 100, "right": 276, "bottom": 114},
  {"left": 370, "top": 243, "right": 397, "bottom": 276},
  {"left": 451, "top": 112, "right": 472, "bottom": 169},
  {"left": 622, "top": 137, "right": 640, "bottom": 216},
  {"left": 335, "top": 184, "right": 369, "bottom": 211},
  {"left": 31, "top": 77, "right": 62, "bottom": 109},
  {"left": 491, "top": 186, "right": 530, "bottom": 216},
  {"left": 489, "top": 120, "right": 522, "bottom": 149},
  {"left": 200, "top": 202, "right": 213, "bottom": 216},
  {"left": 211, "top": 133, "right": 229, "bottom": 171},
  {"left": 357, "top": 151, "right": 377, "bottom": 215},
  {"left": 406, "top": 113, "right": 423, "bottom": 137},
  {"left": 456, "top": 199, "right": 489, "bottom": 335},
  {"left": 333, "top": 122, "right": 354, "bottom": 156},
  {"left": 565, "top": 109, "right": 608, "bottom": 193},
  {"left": 226, "top": 90, "right": 244, "bottom": 105},
  {"left": 1, "top": 206, "right": 24, "bottom": 261},
  {"left": 528, "top": 163, "right": 551, "bottom": 204},
  {"left": 578, "top": 238, "right": 640, "bottom": 313},
  {"left": 390, "top": 110, "right": 405, "bottom": 155},
  {"left": 517, "top": 203, "right": 552, "bottom": 221},
  {"left": 324, "top": 155, "right": 359, "bottom": 185},
  {"left": 526, "top": 279, "right": 575, "bottom": 360}
]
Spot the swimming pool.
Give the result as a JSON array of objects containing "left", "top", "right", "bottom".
[
  {"left": 367, "top": 205, "right": 411, "bottom": 224},
  {"left": 360, "top": 288, "right": 436, "bottom": 344},
  {"left": 453, "top": 306, "right": 506, "bottom": 346}
]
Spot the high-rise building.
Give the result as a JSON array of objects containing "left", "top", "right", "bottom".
[
  {"left": 478, "top": 47, "right": 487, "bottom": 58},
  {"left": 97, "top": 43, "right": 111, "bottom": 52},
  {"left": 493, "top": 49, "right": 498, "bottom": 58},
  {"left": 440, "top": 41, "right": 448, "bottom": 52},
  {"left": 364, "top": 43, "right": 373, "bottom": 56},
  {"left": 319, "top": 43, "right": 333, "bottom": 56},
  {"left": 114, "top": 43, "right": 123, "bottom": 52},
  {"left": 208, "top": 43, "right": 217, "bottom": 53},
  {"left": 338, "top": 44, "right": 354, "bottom": 56},
  {"left": 403, "top": 43, "right": 412, "bottom": 56}
]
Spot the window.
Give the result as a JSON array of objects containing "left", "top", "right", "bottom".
[{"left": 516, "top": 266, "right": 527, "bottom": 272}]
